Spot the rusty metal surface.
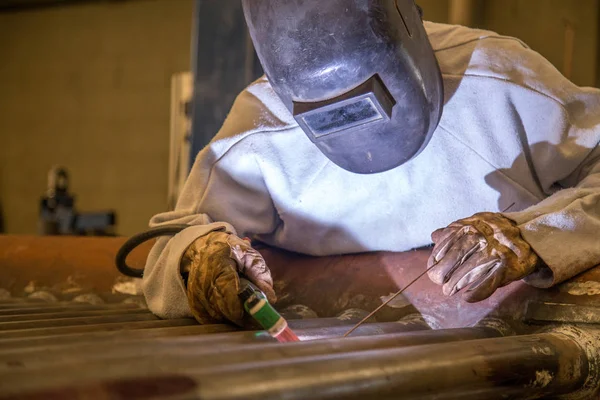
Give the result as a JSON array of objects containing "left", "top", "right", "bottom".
[
  {"left": 2, "top": 235, "right": 600, "bottom": 329},
  {"left": 0, "top": 298, "right": 446, "bottom": 398},
  {"left": 263, "top": 247, "right": 600, "bottom": 332},
  {"left": 524, "top": 301, "right": 600, "bottom": 325},
  {"left": 148, "top": 332, "right": 589, "bottom": 400},
  {"left": 0, "top": 318, "right": 200, "bottom": 340},
  {"left": 0, "top": 235, "right": 151, "bottom": 296},
  {"left": 0, "top": 327, "right": 496, "bottom": 374},
  {"left": 0, "top": 303, "right": 138, "bottom": 314},
  {"left": 0, "top": 324, "right": 237, "bottom": 351},
  {"left": 1, "top": 235, "right": 600, "bottom": 399},
  {"left": 0, "top": 307, "right": 149, "bottom": 323},
  {"left": 0, "top": 296, "right": 596, "bottom": 400}
]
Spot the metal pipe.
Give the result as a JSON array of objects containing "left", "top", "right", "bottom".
[
  {"left": 3, "top": 327, "right": 597, "bottom": 399},
  {"left": 0, "top": 308, "right": 149, "bottom": 323},
  {"left": 291, "top": 316, "right": 429, "bottom": 340},
  {"left": 0, "top": 325, "right": 495, "bottom": 373},
  {"left": 0, "top": 317, "right": 424, "bottom": 352},
  {"left": 0, "top": 319, "right": 427, "bottom": 358},
  {"left": 0, "top": 323, "right": 237, "bottom": 352},
  {"left": 0, "top": 303, "right": 138, "bottom": 314},
  {"left": 0, "top": 327, "right": 500, "bottom": 395},
  {"left": 0, "top": 318, "right": 199, "bottom": 340},
  {"left": 0, "top": 313, "right": 159, "bottom": 331},
  {"left": 184, "top": 328, "right": 597, "bottom": 400}
]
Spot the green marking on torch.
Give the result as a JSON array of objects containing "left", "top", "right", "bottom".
[{"left": 238, "top": 278, "right": 296, "bottom": 340}]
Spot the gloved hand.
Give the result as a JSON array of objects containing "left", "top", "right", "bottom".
[
  {"left": 427, "top": 212, "right": 541, "bottom": 302},
  {"left": 181, "top": 231, "right": 276, "bottom": 326}
]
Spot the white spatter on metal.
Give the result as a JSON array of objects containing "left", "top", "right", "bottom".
[
  {"left": 281, "top": 304, "right": 319, "bottom": 319},
  {"left": 527, "top": 370, "right": 554, "bottom": 389},
  {"left": 530, "top": 345, "right": 554, "bottom": 356},
  {"left": 549, "top": 326, "right": 600, "bottom": 400},
  {"left": 559, "top": 281, "right": 600, "bottom": 296},
  {"left": 380, "top": 292, "right": 411, "bottom": 309},
  {"left": 72, "top": 294, "right": 105, "bottom": 305},
  {"left": 23, "top": 281, "right": 37, "bottom": 294},
  {"left": 397, "top": 313, "right": 440, "bottom": 329},
  {"left": 336, "top": 309, "right": 368, "bottom": 321},
  {"left": 27, "top": 291, "right": 58, "bottom": 303},
  {"left": 112, "top": 277, "right": 143, "bottom": 296},
  {"left": 473, "top": 318, "right": 515, "bottom": 336}
]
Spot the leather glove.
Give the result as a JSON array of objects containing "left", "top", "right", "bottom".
[
  {"left": 427, "top": 212, "right": 541, "bottom": 302},
  {"left": 181, "top": 230, "right": 276, "bottom": 326}
]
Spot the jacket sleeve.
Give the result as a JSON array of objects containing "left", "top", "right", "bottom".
[
  {"left": 141, "top": 93, "right": 282, "bottom": 320},
  {"left": 498, "top": 50, "right": 600, "bottom": 287},
  {"left": 505, "top": 147, "right": 600, "bottom": 288}
]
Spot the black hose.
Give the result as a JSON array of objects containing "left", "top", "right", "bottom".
[{"left": 115, "top": 224, "right": 189, "bottom": 278}]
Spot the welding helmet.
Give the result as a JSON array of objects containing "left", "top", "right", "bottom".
[{"left": 242, "top": 0, "right": 443, "bottom": 174}]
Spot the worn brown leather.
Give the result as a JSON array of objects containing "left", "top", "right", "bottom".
[
  {"left": 427, "top": 212, "right": 541, "bottom": 302},
  {"left": 182, "top": 231, "right": 276, "bottom": 326}
]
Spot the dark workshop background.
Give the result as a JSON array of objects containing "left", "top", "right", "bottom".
[{"left": 0, "top": 0, "right": 598, "bottom": 236}]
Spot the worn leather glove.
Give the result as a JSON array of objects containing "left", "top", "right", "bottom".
[
  {"left": 181, "top": 230, "right": 276, "bottom": 326},
  {"left": 427, "top": 212, "right": 541, "bottom": 302}
]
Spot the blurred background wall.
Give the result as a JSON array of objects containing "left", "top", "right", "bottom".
[
  {"left": 441, "top": 0, "right": 599, "bottom": 87},
  {"left": 0, "top": 0, "right": 194, "bottom": 236},
  {"left": 0, "top": 0, "right": 598, "bottom": 236}
]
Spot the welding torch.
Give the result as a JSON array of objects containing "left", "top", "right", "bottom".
[{"left": 238, "top": 278, "right": 300, "bottom": 343}]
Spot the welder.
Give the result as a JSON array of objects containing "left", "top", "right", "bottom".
[{"left": 141, "top": 0, "right": 600, "bottom": 326}]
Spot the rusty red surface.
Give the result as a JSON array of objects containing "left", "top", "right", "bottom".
[
  {"left": 1, "top": 235, "right": 599, "bottom": 330},
  {"left": 260, "top": 246, "right": 538, "bottom": 328},
  {"left": 0, "top": 235, "right": 151, "bottom": 296}
]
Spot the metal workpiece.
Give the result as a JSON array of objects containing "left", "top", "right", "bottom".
[
  {"left": 545, "top": 325, "right": 600, "bottom": 400},
  {"left": 294, "top": 320, "right": 424, "bottom": 340},
  {"left": 0, "top": 319, "right": 426, "bottom": 356},
  {"left": 187, "top": 332, "right": 593, "bottom": 400},
  {"left": 525, "top": 301, "right": 600, "bottom": 325},
  {"left": 0, "top": 317, "right": 199, "bottom": 340},
  {"left": 0, "top": 295, "right": 503, "bottom": 399},
  {"left": 0, "top": 316, "right": 412, "bottom": 354},
  {"left": 473, "top": 317, "right": 517, "bottom": 337},
  {"left": 0, "top": 326, "right": 497, "bottom": 374},
  {"left": 2, "top": 234, "right": 600, "bottom": 328},
  {"left": 0, "top": 323, "right": 238, "bottom": 352},
  {"left": 396, "top": 312, "right": 441, "bottom": 329},
  {"left": 1, "top": 235, "right": 600, "bottom": 399},
  {"left": 0, "top": 307, "right": 149, "bottom": 323},
  {"left": 0, "top": 302, "right": 139, "bottom": 315},
  {"left": 0, "top": 311, "right": 159, "bottom": 331},
  {"left": 0, "top": 327, "right": 502, "bottom": 395},
  {"left": 0, "top": 316, "right": 418, "bottom": 353},
  {"left": 2, "top": 328, "right": 594, "bottom": 400}
]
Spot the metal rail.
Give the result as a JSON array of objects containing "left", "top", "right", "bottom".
[{"left": 0, "top": 298, "right": 597, "bottom": 399}]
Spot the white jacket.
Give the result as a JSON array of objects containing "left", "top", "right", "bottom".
[{"left": 143, "top": 22, "right": 600, "bottom": 319}]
